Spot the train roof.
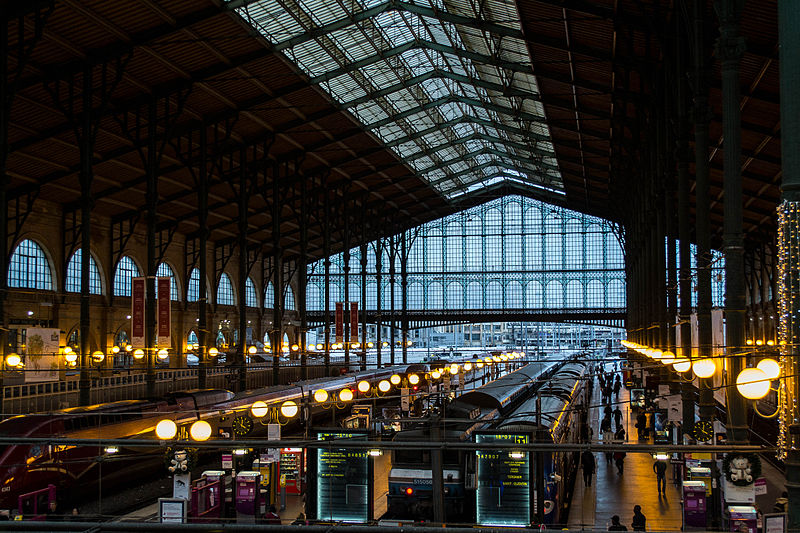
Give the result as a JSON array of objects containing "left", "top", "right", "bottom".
[{"left": 450, "top": 362, "right": 557, "bottom": 412}]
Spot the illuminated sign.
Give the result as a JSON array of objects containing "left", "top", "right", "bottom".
[
  {"left": 313, "top": 430, "right": 370, "bottom": 523},
  {"left": 475, "top": 432, "right": 531, "bottom": 527}
]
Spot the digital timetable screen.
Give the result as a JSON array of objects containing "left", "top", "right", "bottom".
[
  {"left": 475, "top": 432, "right": 531, "bottom": 527},
  {"left": 315, "top": 431, "right": 369, "bottom": 523}
]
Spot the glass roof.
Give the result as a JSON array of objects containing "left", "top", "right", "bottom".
[{"left": 234, "top": 0, "right": 564, "bottom": 200}]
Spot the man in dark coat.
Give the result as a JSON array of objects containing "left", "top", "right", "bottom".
[{"left": 581, "top": 450, "right": 596, "bottom": 487}]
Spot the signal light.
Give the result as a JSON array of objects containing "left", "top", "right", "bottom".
[{"left": 405, "top": 487, "right": 414, "bottom": 496}]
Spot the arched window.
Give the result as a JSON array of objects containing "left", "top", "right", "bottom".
[
  {"left": 284, "top": 285, "right": 295, "bottom": 310},
  {"left": 427, "top": 282, "right": 444, "bottom": 309},
  {"left": 113, "top": 256, "right": 140, "bottom": 297},
  {"left": 506, "top": 281, "right": 523, "bottom": 308},
  {"left": 264, "top": 281, "right": 275, "bottom": 308},
  {"left": 566, "top": 280, "right": 583, "bottom": 308},
  {"left": 408, "top": 282, "right": 423, "bottom": 309},
  {"left": 366, "top": 282, "right": 377, "bottom": 309},
  {"left": 526, "top": 281, "right": 543, "bottom": 308},
  {"left": 66, "top": 249, "right": 101, "bottom": 294},
  {"left": 156, "top": 262, "right": 179, "bottom": 301},
  {"left": 446, "top": 282, "right": 463, "bottom": 309},
  {"left": 217, "top": 273, "right": 235, "bottom": 306},
  {"left": 587, "top": 279, "right": 604, "bottom": 307},
  {"left": 307, "top": 282, "right": 323, "bottom": 310},
  {"left": 466, "top": 282, "right": 482, "bottom": 308},
  {"left": 187, "top": 268, "right": 209, "bottom": 302},
  {"left": 9, "top": 239, "right": 53, "bottom": 290},
  {"left": 545, "top": 281, "right": 563, "bottom": 308},
  {"left": 245, "top": 277, "right": 258, "bottom": 307},
  {"left": 486, "top": 281, "right": 502, "bottom": 308}
]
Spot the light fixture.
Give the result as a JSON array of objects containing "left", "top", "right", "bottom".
[
  {"left": 307, "top": 344, "right": 315, "bottom": 351},
  {"left": 756, "top": 358, "right": 781, "bottom": 380},
  {"left": 111, "top": 345, "right": 120, "bottom": 354},
  {"left": 367, "top": 342, "right": 374, "bottom": 348},
  {"left": 692, "top": 358, "right": 717, "bottom": 379},
  {"left": 281, "top": 400, "right": 299, "bottom": 418},
  {"left": 64, "top": 352, "right": 78, "bottom": 364},
  {"left": 291, "top": 344, "right": 299, "bottom": 352},
  {"left": 208, "top": 347, "right": 219, "bottom": 357},
  {"left": 314, "top": 389, "right": 329, "bottom": 403},
  {"left": 351, "top": 342, "right": 360, "bottom": 349},
  {"left": 339, "top": 389, "right": 354, "bottom": 402},
  {"left": 476, "top": 361, "right": 484, "bottom": 369},
  {"left": 358, "top": 380, "right": 371, "bottom": 393},
  {"left": 408, "top": 373, "right": 420, "bottom": 385},
  {"left": 63, "top": 346, "right": 73, "bottom": 354},
  {"left": 126, "top": 315, "right": 132, "bottom": 320},
  {"left": 756, "top": 339, "right": 764, "bottom": 346},
  {"left": 509, "top": 451, "right": 525, "bottom": 459},
  {"left": 390, "top": 374, "right": 401, "bottom": 385},
  {"left": 104, "top": 446, "right": 119, "bottom": 454},
  {"left": 155, "top": 419, "right": 178, "bottom": 440},
  {"left": 736, "top": 368, "right": 770, "bottom": 400},
  {"left": 746, "top": 339, "right": 754, "bottom": 345},
  {"left": 233, "top": 448, "right": 248, "bottom": 456},
  {"left": 251, "top": 401, "right": 269, "bottom": 418},
  {"left": 369, "top": 449, "right": 383, "bottom": 457},
  {"left": 92, "top": 351, "right": 105, "bottom": 363},
  {"left": 316, "top": 343, "right": 323, "bottom": 350},
  {"left": 5, "top": 353, "right": 21, "bottom": 367},
  {"left": 450, "top": 364, "right": 459, "bottom": 374},
  {"left": 661, "top": 351, "right": 675, "bottom": 365},
  {"left": 190, "top": 420, "right": 212, "bottom": 441},
  {"left": 248, "top": 345, "right": 257, "bottom": 355},
  {"left": 26, "top": 310, "right": 33, "bottom": 316},
  {"left": 382, "top": 342, "right": 388, "bottom": 347},
  {"left": 464, "top": 362, "right": 473, "bottom": 371},
  {"left": 157, "top": 349, "right": 169, "bottom": 360},
  {"left": 378, "top": 380, "right": 391, "bottom": 393},
  {"left": 430, "top": 370, "right": 441, "bottom": 380},
  {"left": 125, "top": 344, "right": 133, "bottom": 352},
  {"left": 767, "top": 340, "right": 775, "bottom": 346},
  {"left": 133, "top": 348, "right": 145, "bottom": 360},
  {"left": 672, "top": 358, "right": 691, "bottom": 373}
]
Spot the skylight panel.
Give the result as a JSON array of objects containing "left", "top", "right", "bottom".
[
  {"left": 295, "top": 0, "right": 348, "bottom": 27},
  {"left": 396, "top": 140, "right": 424, "bottom": 157},
  {"left": 290, "top": 40, "right": 338, "bottom": 77},
  {"left": 244, "top": 1, "right": 305, "bottom": 43},
  {"left": 328, "top": 27, "right": 376, "bottom": 63},
  {"left": 420, "top": 77, "right": 450, "bottom": 100},
  {"left": 400, "top": 48, "right": 435, "bottom": 77},
  {"left": 327, "top": 73, "right": 368, "bottom": 103},
  {"left": 374, "top": 10, "right": 410, "bottom": 48},
  {"left": 353, "top": 101, "right": 391, "bottom": 125},
  {"left": 374, "top": 123, "right": 406, "bottom": 142},
  {"left": 361, "top": 61, "right": 399, "bottom": 91}
]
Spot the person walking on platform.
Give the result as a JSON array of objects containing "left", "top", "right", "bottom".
[
  {"left": 614, "top": 426, "right": 626, "bottom": 442},
  {"left": 581, "top": 449, "right": 596, "bottom": 487},
  {"left": 653, "top": 459, "right": 668, "bottom": 494},
  {"left": 608, "top": 515, "right": 628, "bottom": 531},
  {"left": 613, "top": 376, "right": 622, "bottom": 399},
  {"left": 631, "top": 505, "right": 646, "bottom": 531},
  {"left": 613, "top": 451, "right": 626, "bottom": 475},
  {"left": 636, "top": 412, "right": 647, "bottom": 440},
  {"left": 613, "top": 406, "right": 623, "bottom": 431}
]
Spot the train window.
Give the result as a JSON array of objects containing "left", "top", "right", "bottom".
[{"left": 394, "top": 450, "right": 430, "bottom": 465}]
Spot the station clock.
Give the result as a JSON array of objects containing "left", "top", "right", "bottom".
[
  {"left": 692, "top": 420, "right": 714, "bottom": 442},
  {"left": 232, "top": 415, "right": 254, "bottom": 437}
]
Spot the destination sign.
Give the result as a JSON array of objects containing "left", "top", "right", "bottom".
[
  {"left": 315, "top": 431, "right": 369, "bottom": 523},
  {"left": 475, "top": 432, "right": 531, "bottom": 527}
]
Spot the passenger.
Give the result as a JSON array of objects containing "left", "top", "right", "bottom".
[
  {"left": 69, "top": 507, "right": 81, "bottom": 521},
  {"left": 773, "top": 491, "right": 789, "bottom": 513},
  {"left": 653, "top": 459, "right": 668, "bottom": 495},
  {"left": 581, "top": 450, "right": 596, "bottom": 487},
  {"left": 608, "top": 515, "right": 628, "bottom": 531},
  {"left": 636, "top": 412, "right": 647, "bottom": 439},
  {"left": 291, "top": 512, "right": 308, "bottom": 525},
  {"left": 614, "top": 426, "right": 626, "bottom": 442},
  {"left": 613, "top": 377, "right": 622, "bottom": 400},
  {"left": 614, "top": 451, "right": 626, "bottom": 475},
  {"left": 631, "top": 505, "right": 646, "bottom": 531},
  {"left": 265, "top": 505, "right": 281, "bottom": 525},
  {"left": 613, "top": 406, "right": 623, "bottom": 431}
]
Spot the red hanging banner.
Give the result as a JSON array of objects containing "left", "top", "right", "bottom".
[
  {"left": 157, "top": 277, "right": 171, "bottom": 348},
  {"left": 335, "top": 302, "right": 344, "bottom": 343},
  {"left": 350, "top": 301, "right": 359, "bottom": 343},
  {"left": 131, "top": 277, "right": 145, "bottom": 348}
]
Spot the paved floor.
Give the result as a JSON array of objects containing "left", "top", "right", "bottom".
[{"left": 568, "top": 365, "right": 683, "bottom": 532}]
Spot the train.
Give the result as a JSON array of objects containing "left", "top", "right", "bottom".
[
  {"left": 0, "top": 360, "right": 483, "bottom": 513},
  {"left": 495, "top": 360, "right": 589, "bottom": 526},
  {"left": 385, "top": 358, "right": 568, "bottom": 523}
]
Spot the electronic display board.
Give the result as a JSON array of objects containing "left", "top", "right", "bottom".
[
  {"left": 475, "top": 432, "right": 531, "bottom": 527},
  {"left": 314, "top": 430, "right": 370, "bottom": 523}
]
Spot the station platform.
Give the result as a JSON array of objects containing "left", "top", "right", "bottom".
[{"left": 568, "top": 368, "right": 683, "bottom": 531}]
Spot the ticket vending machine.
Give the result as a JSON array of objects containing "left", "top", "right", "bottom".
[
  {"left": 688, "top": 466, "right": 712, "bottom": 496},
  {"left": 279, "top": 448, "right": 303, "bottom": 495},
  {"left": 728, "top": 505, "right": 758, "bottom": 533},
  {"left": 235, "top": 471, "right": 262, "bottom": 523},
  {"left": 190, "top": 472, "right": 224, "bottom": 523},
  {"left": 683, "top": 481, "right": 708, "bottom": 529}
]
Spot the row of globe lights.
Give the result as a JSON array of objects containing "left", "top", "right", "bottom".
[{"left": 621, "top": 340, "right": 781, "bottom": 400}]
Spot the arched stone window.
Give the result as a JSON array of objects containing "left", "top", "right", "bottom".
[
  {"left": 9, "top": 239, "right": 53, "bottom": 290},
  {"left": 113, "top": 256, "right": 140, "bottom": 297},
  {"left": 156, "top": 262, "right": 179, "bottom": 300},
  {"left": 217, "top": 273, "right": 235, "bottom": 306},
  {"left": 245, "top": 277, "right": 258, "bottom": 307},
  {"left": 66, "top": 249, "right": 101, "bottom": 294}
]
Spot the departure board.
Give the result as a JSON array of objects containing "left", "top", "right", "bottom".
[
  {"left": 315, "top": 431, "right": 369, "bottom": 523},
  {"left": 475, "top": 432, "right": 531, "bottom": 527}
]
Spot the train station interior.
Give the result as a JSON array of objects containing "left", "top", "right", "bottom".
[{"left": 0, "top": 0, "right": 796, "bottom": 531}]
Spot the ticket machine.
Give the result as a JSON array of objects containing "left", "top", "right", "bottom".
[
  {"left": 688, "top": 466, "right": 712, "bottom": 496},
  {"left": 683, "top": 481, "right": 707, "bottom": 529},
  {"left": 728, "top": 505, "right": 758, "bottom": 533},
  {"left": 235, "top": 471, "right": 262, "bottom": 522}
]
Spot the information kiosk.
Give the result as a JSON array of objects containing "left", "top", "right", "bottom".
[
  {"left": 474, "top": 431, "right": 532, "bottom": 527},
  {"left": 728, "top": 505, "right": 758, "bottom": 533}
]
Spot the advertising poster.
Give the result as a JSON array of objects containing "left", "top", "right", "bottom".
[
  {"left": 157, "top": 277, "right": 171, "bottom": 347},
  {"left": 335, "top": 302, "right": 344, "bottom": 343},
  {"left": 131, "top": 277, "right": 146, "bottom": 348},
  {"left": 24, "top": 327, "right": 60, "bottom": 383},
  {"left": 350, "top": 301, "right": 358, "bottom": 343}
]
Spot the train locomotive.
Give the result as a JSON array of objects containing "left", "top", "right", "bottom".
[{"left": 386, "top": 359, "right": 562, "bottom": 523}]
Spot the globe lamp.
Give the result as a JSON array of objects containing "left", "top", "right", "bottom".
[
  {"left": 190, "top": 420, "right": 212, "bottom": 441},
  {"left": 692, "top": 358, "right": 716, "bottom": 378},
  {"left": 281, "top": 400, "right": 299, "bottom": 418},
  {"left": 757, "top": 358, "right": 780, "bottom": 380},
  {"left": 736, "top": 368, "right": 770, "bottom": 400},
  {"left": 251, "top": 401, "right": 269, "bottom": 418},
  {"left": 155, "top": 419, "right": 178, "bottom": 440}
]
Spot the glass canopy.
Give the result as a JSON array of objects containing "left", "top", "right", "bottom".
[{"left": 234, "top": 0, "right": 563, "bottom": 199}]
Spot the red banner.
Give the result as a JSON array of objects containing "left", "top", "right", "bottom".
[
  {"left": 350, "top": 301, "right": 358, "bottom": 343},
  {"left": 335, "top": 302, "right": 344, "bottom": 343},
  {"left": 131, "top": 277, "right": 145, "bottom": 348},
  {"left": 157, "top": 277, "right": 171, "bottom": 348}
]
